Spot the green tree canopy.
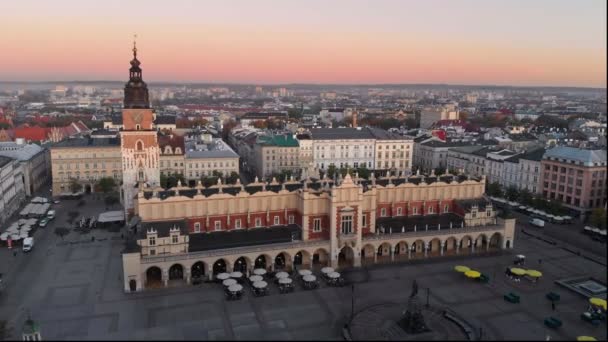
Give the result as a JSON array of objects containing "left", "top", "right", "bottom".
[{"left": 96, "top": 177, "right": 116, "bottom": 194}]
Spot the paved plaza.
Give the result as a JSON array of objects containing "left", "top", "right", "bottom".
[{"left": 0, "top": 196, "right": 606, "bottom": 340}]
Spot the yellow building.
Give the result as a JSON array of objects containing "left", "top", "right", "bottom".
[{"left": 50, "top": 137, "right": 122, "bottom": 194}]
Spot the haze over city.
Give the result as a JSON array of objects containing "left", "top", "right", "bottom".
[{"left": 1, "top": 0, "right": 606, "bottom": 87}]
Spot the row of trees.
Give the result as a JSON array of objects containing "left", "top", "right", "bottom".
[{"left": 485, "top": 182, "right": 565, "bottom": 215}]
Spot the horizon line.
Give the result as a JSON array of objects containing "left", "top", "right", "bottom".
[{"left": 0, "top": 80, "right": 605, "bottom": 90}]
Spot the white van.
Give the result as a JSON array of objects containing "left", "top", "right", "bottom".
[
  {"left": 529, "top": 218, "right": 545, "bottom": 228},
  {"left": 23, "top": 237, "right": 34, "bottom": 252},
  {"left": 47, "top": 210, "right": 56, "bottom": 220}
]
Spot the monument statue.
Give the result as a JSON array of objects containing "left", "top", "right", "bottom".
[{"left": 398, "top": 279, "right": 430, "bottom": 334}]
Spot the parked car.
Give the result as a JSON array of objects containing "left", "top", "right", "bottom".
[
  {"left": 47, "top": 210, "right": 56, "bottom": 220},
  {"left": 23, "top": 237, "right": 34, "bottom": 252},
  {"left": 529, "top": 218, "right": 545, "bottom": 228},
  {"left": 38, "top": 218, "right": 49, "bottom": 228},
  {"left": 53, "top": 200, "right": 61, "bottom": 204}
]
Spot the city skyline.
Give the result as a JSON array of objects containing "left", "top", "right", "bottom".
[{"left": 0, "top": 0, "right": 606, "bottom": 88}]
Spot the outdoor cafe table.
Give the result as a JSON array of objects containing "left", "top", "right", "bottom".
[
  {"left": 275, "top": 272, "right": 289, "bottom": 279},
  {"left": 222, "top": 278, "right": 237, "bottom": 287},
  {"left": 253, "top": 268, "right": 267, "bottom": 276},
  {"left": 228, "top": 284, "right": 243, "bottom": 293},
  {"left": 298, "top": 269, "right": 312, "bottom": 276},
  {"left": 321, "top": 267, "right": 334, "bottom": 274},
  {"left": 230, "top": 272, "right": 243, "bottom": 278},
  {"left": 327, "top": 272, "right": 340, "bottom": 279},
  {"left": 249, "top": 275, "right": 263, "bottom": 283},
  {"left": 303, "top": 275, "right": 316, "bottom": 282},
  {"left": 253, "top": 281, "right": 268, "bottom": 290},
  {"left": 216, "top": 273, "right": 230, "bottom": 280},
  {"left": 279, "top": 277, "right": 293, "bottom": 285}
]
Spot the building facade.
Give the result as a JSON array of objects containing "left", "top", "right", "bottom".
[
  {"left": 254, "top": 134, "right": 300, "bottom": 178},
  {"left": 0, "top": 140, "right": 51, "bottom": 196},
  {"left": 121, "top": 172, "right": 516, "bottom": 292},
  {"left": 540, "top": 146, "right": 607, "bottom": 219},
  {"left": 0, "top": 156, "right": 26, "bottom": 225},
  {"left": 50, "top": 138, "right": 122, "bottom": 194}
]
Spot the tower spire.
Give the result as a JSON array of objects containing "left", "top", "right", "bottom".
[{"left": 133, "top": 34, "right": 137, "bottom": 58}]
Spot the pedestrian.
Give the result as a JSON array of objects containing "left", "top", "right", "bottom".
[
  {"left": 539, "top": 258, "right": 542, "bottom": 265},
  {"left": 551, "top": 301, "right": 555, "bottom": 311},
  {"left": 13, "top": 251, "right": 17, "bottom": 257}
]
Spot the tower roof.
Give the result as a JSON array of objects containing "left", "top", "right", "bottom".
[{"left": 124, "top": 36, "right": 150, "bottom": 109}]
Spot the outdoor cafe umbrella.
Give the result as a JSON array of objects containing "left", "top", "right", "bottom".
[
  {"left": 591, "top": 227, "right": 601, "bottom": 234},
  {"left": 253, "top": 268, "right": 267, "bottom": 276},
  {"left": 0, "top": 234, "right": 8, "bottom": 241},
  {"left": 328, "top": 272, "right": 341, "bottom": 279},
  {"left": 249, "top": 275, "right": 263, "bottom": 283},
  {"left": 577, "top": 336, "right": 597, "bottom": 341},
  {"left": 275, "top": 271, "right": 289, "bottom": 279},
  {"left": 454, "top": 265, "right": 470, "bottom": 273},
  {"left": 222, "top": 278, "right": 237, "bottom": 287},
  {"left": 230, "top": 271, "right": 243, "bottom": 278},
  {"left": 228, "top": 284, "right": 243, "bottom": 293},
  {"left": 525, "top": 270, "right": 542, "bottom": 278},
  {"left": 509, "top": 268, "right": 526, "bottom": 276},
  {"left": 10, "top": 234, "right": 21, "bottom": 241},
  {"left": 19, "top": 233, "right": 28, "bottom": 239},
  {"left": 600, "top": 230, "right": 607, "bottom": 236},
  {"left": 216, "top": 273, "right": 230, "bottom": 280},
  {"left": 464, "top": 270, "right": 481, "bottom": 279},
  {"left": 584, "top": 226, "right": 592, "bottom": 231},
  {"left": 589, "top": 297, "right": 607, "bottom": 310},
  {"left": 298, "top": 269, "right": 312, "bottom": 276},
  {"left": 253, "top": 281, "right": 268, "bottom": 289},
  {"left": 279, "top": 278, "right": 293, "bottom": 285},
  {"left": 321, "top": 267, "right": 334, "bottom": 274},
  {"left": 303, "top": 275, "right": 316, "bottom": 282}
]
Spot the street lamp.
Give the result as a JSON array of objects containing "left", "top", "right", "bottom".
[
  {"left": 350, "top": 284, "right": 355, "bottom": 321},
  {"left": 426, "top": 288, "right": 430, "bottom": 308}
]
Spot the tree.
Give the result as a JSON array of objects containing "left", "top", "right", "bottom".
[
  {"left": 96, "top": 177, "right": 116, "bottom": 194},
  {"left": 326, "top": 164, "right": 337, "bottom": 179},
  {"left": 434, "top": 167, "right": 446, "bottom": 176},
  {"left": 505, "top": 186, "right": 519, "bottom": 201},
  {"left": 222, "top": 119, "right": 237, "bottom": 140},
  {"left": 518, "top": 188, "right": 533, "bottom": 206},
  {"left": 486, "top": 182, "right": 503, "bottom": 197},
  {"left": 54, "top": 227, "right": 70, "bottom": 240},
  {"left": 69, "top": 178, "right": 81, "bottom": 193},
  {"left": 356, "top": 165, "right": 371, "bottom": 179},
  {"left": 590, "top": 208, "right": 606, "bottom": 229},
  {"left": 226, "top": 171, "right": 240, "bottom": 184}
]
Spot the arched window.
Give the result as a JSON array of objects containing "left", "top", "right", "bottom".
[
  {"left": 136, "top": 140, "right": 144, "bottom": 151},
  {"left": 136, "top": 124, "right": 141, "bottom": 130}
]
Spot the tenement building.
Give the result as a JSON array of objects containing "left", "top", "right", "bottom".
[
  {"left": 121, "top": 171, "right": 515, "bottom": 292},
  {"left": 540, "top": 146, "right": 607, "bottom": 220}
]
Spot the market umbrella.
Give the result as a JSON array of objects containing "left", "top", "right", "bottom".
[
  {"left": 222, "top": 278, "right": 237, "bottom": 287},
  {"left": 303, "top": 275, "right": 316, "bottom": 282},
  {"left": 509, "top": 268, "right": 526, "bottom": 276},
  {"left": 454, "top": 265, "right": 470, "bottom": 273},
  {"left": 249, "top": 275, "right": 263, "bottom": 283},
  {"left": 230, "top": 271, "right": 243, "bottom": 278},
  {"left": 464, "top": 270, "right": 481, "bottom": 278},
  {"left": 577, "top": 336, "right": 597, "bottom": 341},
  {"left": 526, "top": 270, "right": 542, "bottom": 278},
  {"left": 321, "top": 267, "right": 334, "bottom": 274},
  {"left": 589, "top": 297, "right": 607, "bottom": 310},
  {"left": 275, "top": 272, "right": 289, "bottom": 279},
  {"left": 298, "top": 269, "right": 312, "bottom": 276},
  {"left": 328, "top": 272, "right": 341, "bottom": 279},
  {"left": 279, "top": 278, "right": 293, "bottom": 284},
  {"left": 253, "top": 281, "right": 267, "bottom": 289},
  {"left": 600, "top": 230, "right": 607, "bottom": 236},
  {"left": 253, "top": 268, "right": 267, "bottom": 276},
  {"left": 216, "top": 273, "right": 230, "bottom": 280},
  {"left": 228, "top": 284, "right": 243, "bottom": 292}
]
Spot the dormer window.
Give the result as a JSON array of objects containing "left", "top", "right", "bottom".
[
  {"left": 175, "top": 147, "right": 182, "bottom": 154},
  {"left": 164, "top": 146, "right": 172, "bottom": 154},
  {"left": 172, "top": 235, "right": 178, "bottom": 244},
  {"left": 149, "top": 236, "right": 155, "bottom": 246}
]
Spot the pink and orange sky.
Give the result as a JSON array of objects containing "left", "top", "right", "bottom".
[{"left": 1, "top": 0, "right": 606, "bottom": 87}]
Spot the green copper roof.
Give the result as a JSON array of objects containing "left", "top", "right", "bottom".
[{"left": 258, "top": 134, "right": 299, "bottom": 147}]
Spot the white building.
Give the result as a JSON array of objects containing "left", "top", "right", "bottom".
[
  {"left": 0, "top": 156, "right": 26, "bottom": 225},
  {"left": 0, "top": 140, "right": 51, "bottom": 196},
  {"left": 420, "top": 104, "right": 460, "bottom": 129}
]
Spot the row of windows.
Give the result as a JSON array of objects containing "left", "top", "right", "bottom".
[
  {"left": 192, "top": 215, "right": 296, "bottom": 233},
  {"left": 58, "top": 162, "right": 120, "bottom": 170},
  {"left": 187, "top": 161, "right": 237, "bottom": 169},
  {"left": 380, "top": 205, "right": 451, "bottom": 217}
]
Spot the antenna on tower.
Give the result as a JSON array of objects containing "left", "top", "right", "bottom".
[{"left": 133, "top": 34, "right": 138, "bottom": 57}]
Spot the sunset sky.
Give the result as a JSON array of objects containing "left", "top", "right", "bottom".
[{"left": 1, "top": 0, "right": 606, "bottom": 87}]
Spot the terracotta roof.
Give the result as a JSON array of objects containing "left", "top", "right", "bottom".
[
  {"left": 158, "top": 134, "right": 185, "bottom": 152},
  {"left": 14, "top": 126, "right": 50, "bottom": 142}
]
